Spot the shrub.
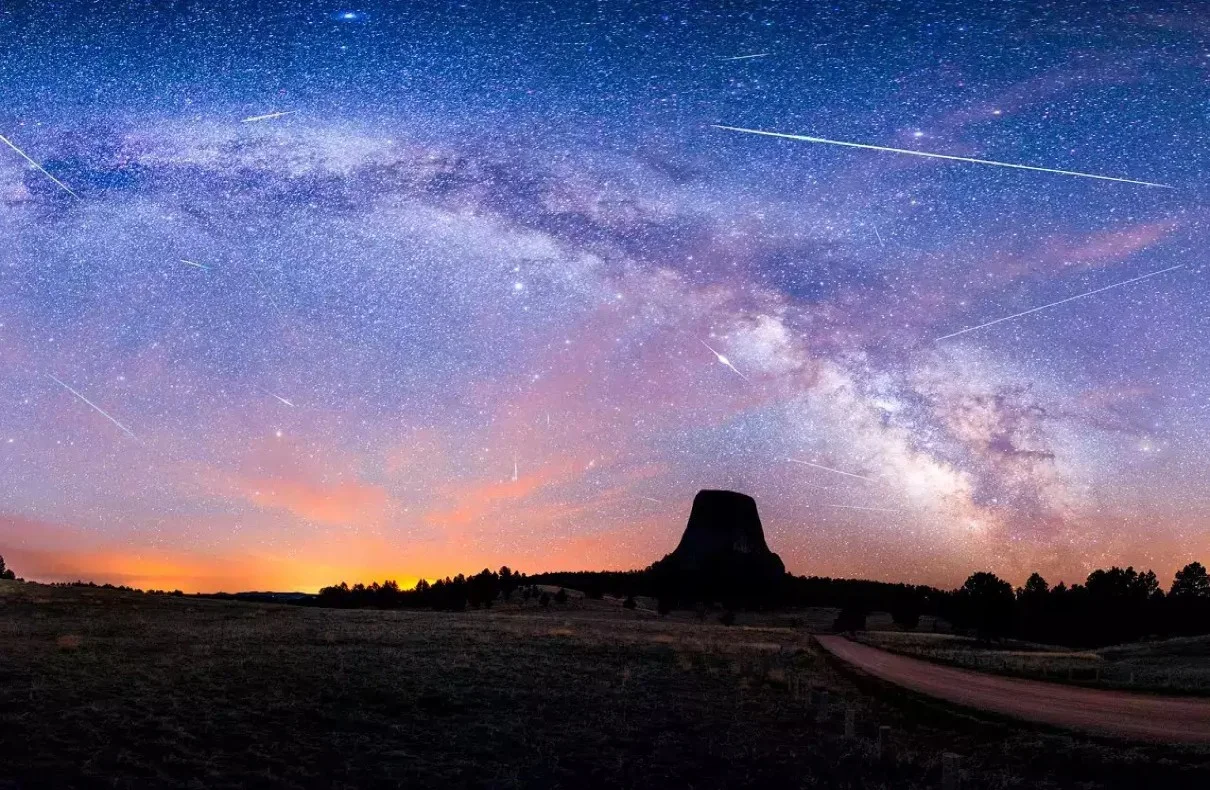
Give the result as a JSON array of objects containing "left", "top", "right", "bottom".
[
  {"left": 623, "top": 595, "right": 637, "bottom": 610},
  {"left": 833, "top": 606, "right": 867, "bottom": 632}
]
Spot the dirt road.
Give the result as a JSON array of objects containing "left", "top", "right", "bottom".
[{"left": 817, "top": 635, "right": 1210, "bottom": 743}]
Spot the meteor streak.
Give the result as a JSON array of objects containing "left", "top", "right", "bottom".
[
  {"left": 937, "top": 264, "right": 1185, "bottom": 341},
  {"left": 251, "top": 270, "right": 285, "bottom": 318},
  {"left": 180, "top": 259, "right": 209, "bottom": 270},
  {"left": 700, "top": 339, "right": 751, "bottom": 383},
  {"left": 720, "top": 53, "right": 770, "bottom": 61},
  {"left": 0, "top": 134, "right": 79, "bottom": 197},
  {"left": 712, "top": 125, "right": 1172, "bottom": 188},
  {"left": 241, "top": 110, "right": 296, "bottom": 123},
  {"left": 787, "top": 457, "right": 875, "bottom": 482},
  {"left": 822, "top": 504, "right": 901, "bottom": 513},
  {"left": 259, "top": 387, "right": 295, "bottom": 407},
  {"left": 46, "top": 374, "right": 136, "bottom": 439}
]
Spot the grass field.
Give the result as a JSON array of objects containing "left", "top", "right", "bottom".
[
  {"left": 854, "top": 630, "right": 1210, "bottom": 695},
  {"left": 3, "top": 581, "right": 1210, "bottom": 788}
]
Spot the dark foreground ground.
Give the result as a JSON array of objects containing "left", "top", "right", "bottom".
[
  {"left": 854, "top": 630, "right": 1210, "bottom": 695},
  {"left": 819, "top": 636, "right": 1210, "bottom": 742},
  {"left": 3, "top": 581, "right": 1210, "bottom": 789}
]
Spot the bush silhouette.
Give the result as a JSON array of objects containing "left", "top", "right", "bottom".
[
  {"left": 1172, "top": 562, "right": 1210, "bottom": 599},
  {"left": 954, "top": 572, "right": 1015, "bottom": 641},
  {"left": 554, "top": 588, "right": 568, "bottom": 605},
  {"left": 623, "top": 595, "right": 637, "bottom": 610},
  {"left": 891, "top": 594, "right": 921, "bottom": 630},
  {"left": 719, "top": 610, "right": 736, "bottom": 626},
  {"left": 833, "top": 606, "right": 866, "bottom": 632}
]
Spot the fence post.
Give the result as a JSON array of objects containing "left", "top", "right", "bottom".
[
  {"left": 877, "top": 725, "right": 891, "bottom": 761},
  {"left": 844, "top": 707, "right": 856, "bottom": 738},
  {"left": 942, "top": 752, "right": 961, "bottom": 790}
]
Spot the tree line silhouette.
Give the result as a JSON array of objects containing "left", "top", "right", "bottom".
[
  {"left": 313, "top": 561, "right": 1210, "bottom": 647},
  {"left": 314, "top": 567, "right": 531, "bottom": 611},
  {"left": 13, "top": 546, "right": 1210, "bottom": 648},
  {"left": 940, "top": 563, "right": 1210, "bottom": 647}
]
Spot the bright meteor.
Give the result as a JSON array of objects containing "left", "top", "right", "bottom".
[
  {"left": 259, "top": 387, "right": 295, "bottom": 407},
  {"left": 700, "top": 339, "right": 751, "bottom": 383},
  {"left": 937, "top": 264, "right": 1185, "bottom": 341},
  {"left": 46, "top": 374, "right": 136, "bottom": 439},
  {"left": 787, "top": 458, "right": 875, "bottom": 482},
  {"left": 822, "top": 504, "right": 902, "bottom": 513},
  {"left": 712, "top": 125, "right": 1173, "bottom": 188},
  {"left": 241, "top": 110, "right": 296, "bottom": 123},
  {"left": 0, "top": 134, "right": 79, "bottom": 198},
  {"left": 720, "top": 53, "right": 770, "bottom": 61}
]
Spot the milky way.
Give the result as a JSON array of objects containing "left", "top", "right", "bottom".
[{"left": 1, "top": 0, "right": 1206, "bottom": 592}]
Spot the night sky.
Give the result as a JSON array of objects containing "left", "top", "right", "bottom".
[{"left": 2, "top": 0, "right": 1206, "bottom": 592}]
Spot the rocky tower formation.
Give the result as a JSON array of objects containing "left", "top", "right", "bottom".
[
  {"left": 668, "top": 490, "right": 777, "bottom": 569},
  {"left": 651, "top": 490, "right": 785, "bottom": 604}
]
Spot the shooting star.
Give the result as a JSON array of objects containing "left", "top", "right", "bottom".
[
  {"left": 0, "top": 134, "right": 79, "bottom": 198},
  {"left": 250, "top": 269, "right": 285, "bottom": 318},
  {"left": 872, "top": 226, "right": 885, "bottom": 246},
  {"left": 937, "top": 264, "right": 1185, "bottom": 341},
  {"left": 711, "top": 125, "right": 1173, "bottom": 188},
  {"left": 46, "top": 374, "right": 136, "bottom": 439},
  {"left": 787, "top": 458, "right": 875, "bottom": 482},
  {"left": 822, "top": 504, "right": 902, "bottom": 513},
  {"left": 180, "top": 259, "right": 209, "bottom": 270},
  {"left": 241, "top": 110, "right": 296, "bottom": 123},
  {"left": 639, "top": 496, "right": 663, "bottom": 504},
  {"left": 700, "top": 339, "right": 751, "bottom": 383},
  {"left": 720, "top": 53, "right": 770, "bottom": 61},
  {"left": 259, "top": 387, "right": 295, "bottom": 407},
  {"left": 512, "top": 454, "right": 519, "bottom": 482}
]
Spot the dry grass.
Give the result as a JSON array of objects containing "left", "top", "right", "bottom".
[{"left": 1, "top": 581, "right": 1209, "bottom": 788}]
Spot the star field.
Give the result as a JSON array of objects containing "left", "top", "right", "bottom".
[{"left": 1, "top": 0, "right": 1206, "bottom": 592}]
